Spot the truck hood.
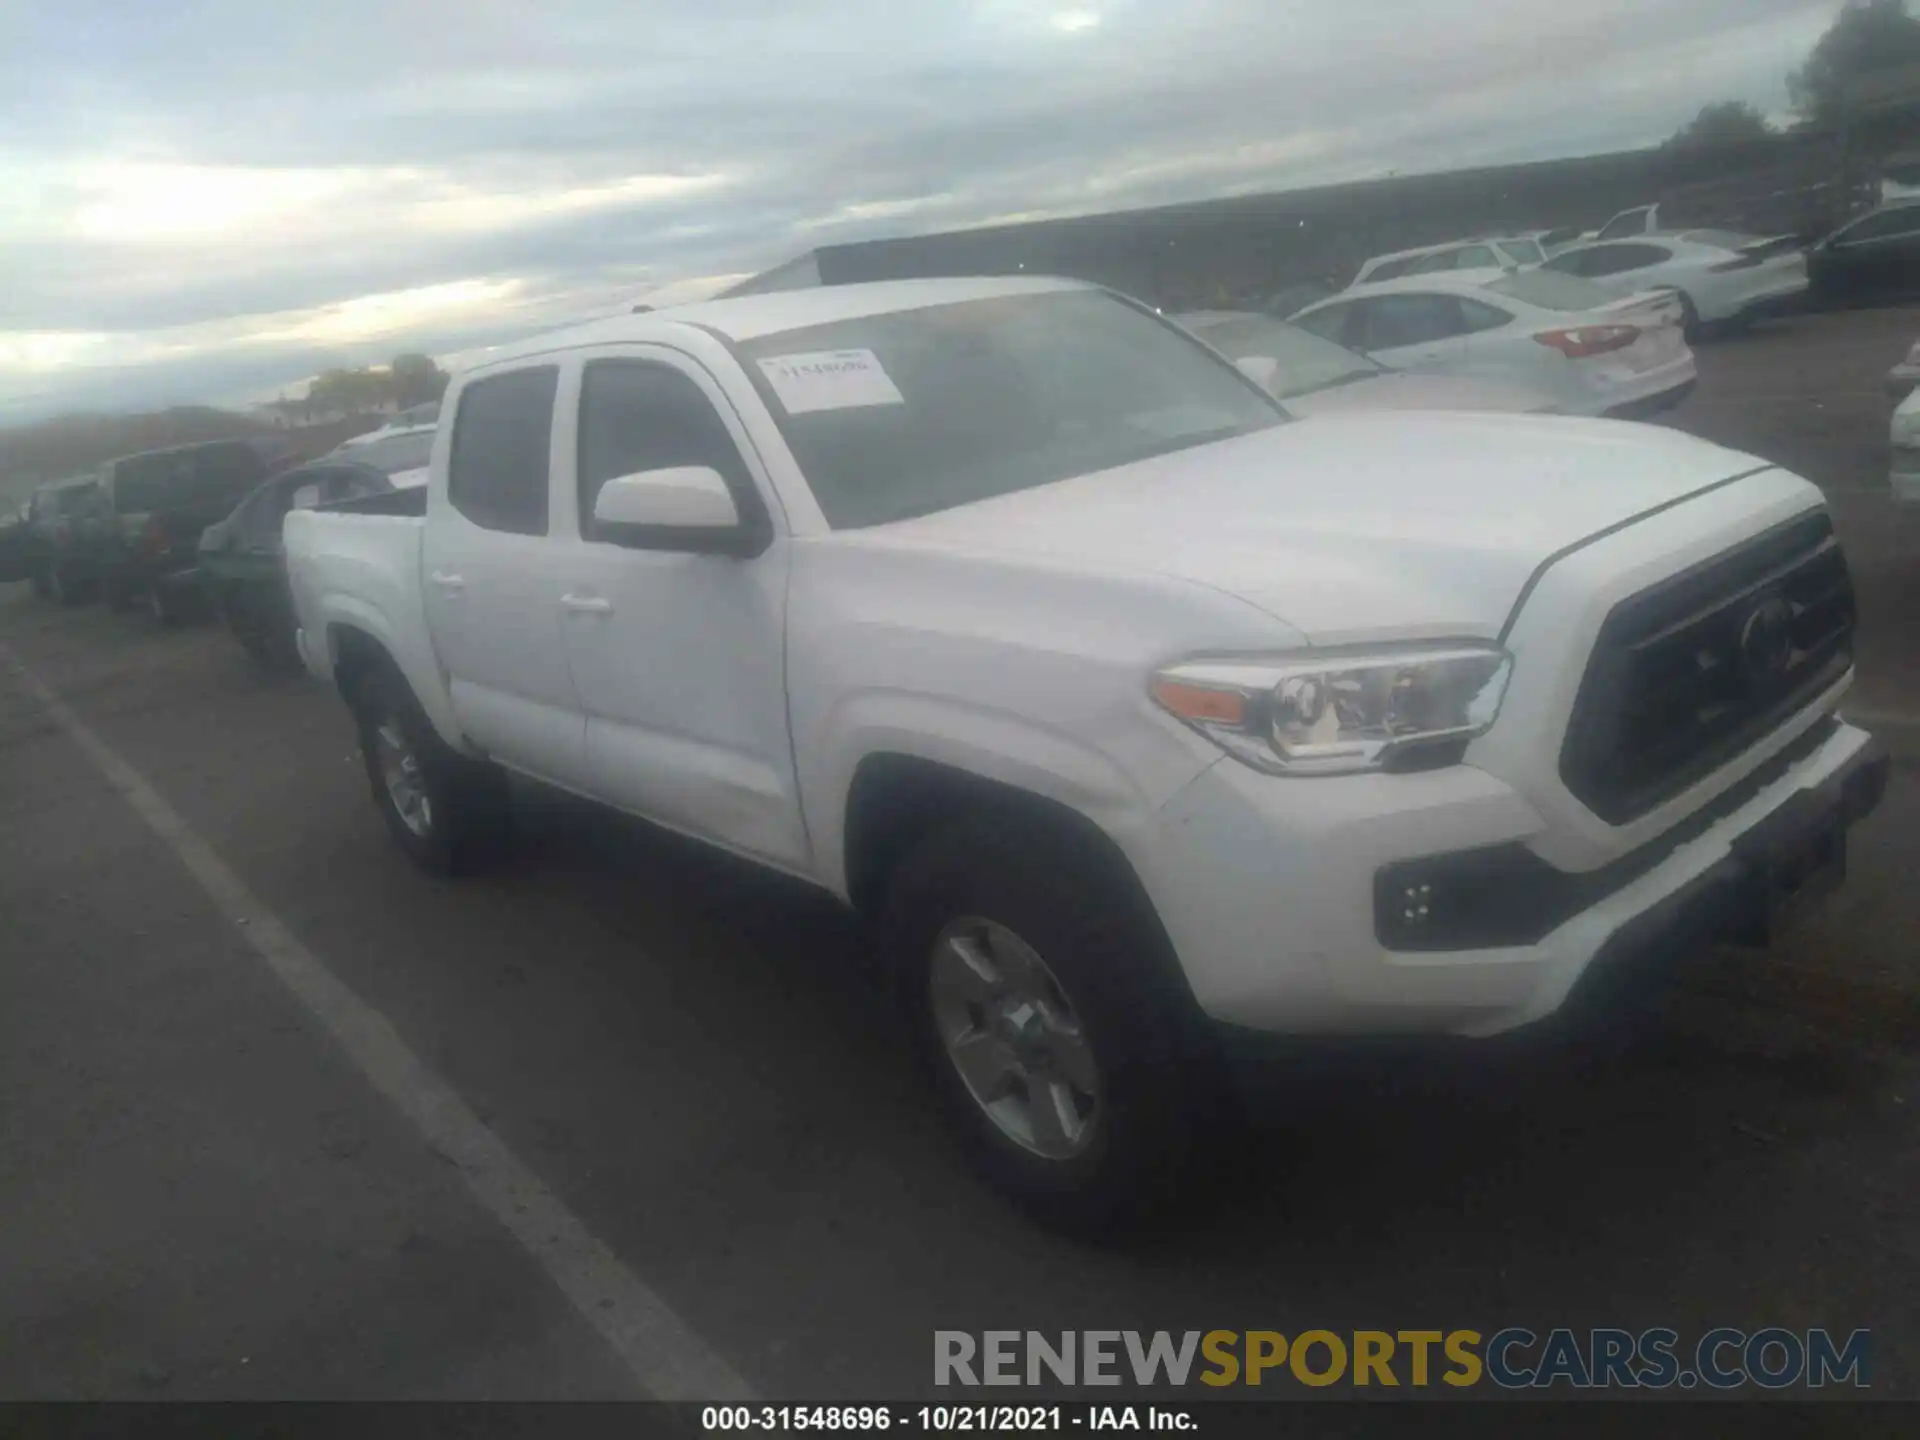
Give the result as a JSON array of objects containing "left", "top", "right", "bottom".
[{"left": 863, "top": 413, "right": 1777, "bottom": 643}]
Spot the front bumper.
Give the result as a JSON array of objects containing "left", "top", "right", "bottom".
[
  {"left": 1605, "top": 377, "right": 1696, "bottom": 420},
  {"left": 1886, "top": 364, "right": 1920, "bottom": 399},
  {"left": 1140, "top": 714, "right": 1886, "bottom": 1038}
]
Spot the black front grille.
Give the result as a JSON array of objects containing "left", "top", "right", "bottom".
[{"left": 1560, "top": 511, "right": 1855, "bottom": 824}]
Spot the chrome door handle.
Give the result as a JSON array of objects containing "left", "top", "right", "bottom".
[
  {"left": 430, "top": 570, "right": 465, "bottom": 590},
  {"left": 560, "top": 593, "right": 613, "bottom": 615}
]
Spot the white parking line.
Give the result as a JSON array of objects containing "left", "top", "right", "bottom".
[{"left": 0, "top": 645, "right": 755, "bottom": 1403}]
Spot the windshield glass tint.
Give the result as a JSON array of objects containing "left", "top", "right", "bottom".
[
  {"left": 737, "top": 290, "right": 1284, "bottom": 529},
  {"left": 1500, "top": 239, "right": 1545, "bottom": 265},
  {"left": 349, "top": 430, "right": 436, "bottom": 475},
  {"left": 1182, "top": 314, "right": 1382, "bottom": 397},
  {"left": 1486, "top": 270, "right": 1619, "bottom": 312}
]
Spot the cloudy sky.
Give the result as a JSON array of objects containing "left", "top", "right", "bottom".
[{"left": 0, "top": 0, "right": 1844, "bottom": 422}]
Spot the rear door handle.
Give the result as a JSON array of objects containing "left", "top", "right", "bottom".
[
  {"left": 430, "top": 570, "right": 465, "bottom": 590},
  {"left": 560, "top": 593, "right": 613, "bottom": 615}
]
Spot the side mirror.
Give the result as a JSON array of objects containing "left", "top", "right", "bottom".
[
  {"left": 1235, "top": 355, "right": 1281, "bottom": 392},
  {"left": 591, "top": 466, "right": 763, "bottom": 556}
]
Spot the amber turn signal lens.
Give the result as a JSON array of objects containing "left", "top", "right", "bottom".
[{"left": 1150, "top": 678, "right": 1248, "bottom": 726}]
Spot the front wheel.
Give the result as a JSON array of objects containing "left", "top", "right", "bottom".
[
  {"left": 886, "top": 818, "right": 1223, "bottom": 1235},
  {"left": 353, "top": 665, "right": 511, "bottom": 877}
]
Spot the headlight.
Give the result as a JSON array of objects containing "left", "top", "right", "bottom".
[{"left": 1150, "top": 645, "right": 1513, "bottom": 776}]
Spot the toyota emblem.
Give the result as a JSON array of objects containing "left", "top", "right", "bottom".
[{"left": 1738, "top": 596, "right": 1795, "bottom": 683}]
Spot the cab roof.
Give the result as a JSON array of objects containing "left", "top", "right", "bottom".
[{"left": 467, "top": 275, "right": 1092, "bottom": 372}]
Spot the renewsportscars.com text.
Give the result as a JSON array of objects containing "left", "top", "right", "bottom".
[{"left": 934, "top": 1328, "right": 1870, "bottom": 1390}]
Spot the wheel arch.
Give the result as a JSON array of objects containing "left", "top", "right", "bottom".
[
  {"left": 840, "top": 751, "right": 1199, "bottom": 1008},
  {"left": 320, "top": 605, "right": 469, "bottom": 754}
]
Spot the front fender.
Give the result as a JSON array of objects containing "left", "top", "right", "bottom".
[{"left": 803, "top": 689, "right": 1214, "bottom": 900}]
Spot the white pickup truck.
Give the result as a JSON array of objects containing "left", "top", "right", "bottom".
[{"left": 286, "top": 275, "right": 1888, "bottom": 1230}]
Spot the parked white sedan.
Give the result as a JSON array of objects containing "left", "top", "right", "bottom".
[
  {"left": 1892, "top": 387, "right": 1920, "bottom": 504},
  {"left": 1539, "top": 232, "right": 1808, "bottom": 331},
  {"left": 1289, "top": 270, "right": 1696, "bottom": 418},
  {"left": 1887, "top": 338, "right": 1920, "bottom": 399}
]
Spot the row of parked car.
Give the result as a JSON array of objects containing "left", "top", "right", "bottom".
[
  {"left": 0, "top": 410, "right": 439, "bottom": 665},
  {"left": 1194, "top": 195, "right": 1920, "bottom": 433}
]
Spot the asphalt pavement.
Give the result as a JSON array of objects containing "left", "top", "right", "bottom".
[{"left": 4, "top": 307, "right": 1920, "bottom": 1404}]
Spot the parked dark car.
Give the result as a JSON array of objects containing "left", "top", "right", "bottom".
[
  {"left": 0, "top": 502, "right": 31, "bottom": 584},
  {"left": 1807, "top": 204, "right": 1920, "bottom": 309},
  {"left": 20, "top": 475, "right": 106, "bottom": 602},
  {"left": 197, "top": 454, "right": 422, "bottom": 668},
  {"left": 61, "top": 439, "right": 278, "bottom": 621}
]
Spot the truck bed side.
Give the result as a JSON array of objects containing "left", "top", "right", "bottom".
[{"left": 283, "top": 509, "right": 466, "bottom": 752}]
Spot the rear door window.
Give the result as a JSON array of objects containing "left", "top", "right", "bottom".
[
  {"left": 1550, "top": 243, "right": 1671, "bottom": 278},
  {"left": 448, "top": 367, "right": 559, "bottom": 536},
  {"left": 1292, "top": 302, "right": 1357, "bottom": 346},
  {"left": 238, "top": 475, "right": 305, "bottom": 544},
  {"left": 1350, "top": 294, "right": 1477, "bottom": 350}
]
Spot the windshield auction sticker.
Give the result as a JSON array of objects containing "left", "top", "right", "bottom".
[{"left": 756, "top": 349, "right": 906, "bottom": 414}]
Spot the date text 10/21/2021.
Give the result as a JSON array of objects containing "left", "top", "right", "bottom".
[{"left": 702, "top": 1407, "right": 1190, "bottom": 1432}]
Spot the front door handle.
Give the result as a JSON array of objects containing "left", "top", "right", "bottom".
[
  {"left": 560, "top": 593, "right": 613, "bottom": 615},
  {"left": 430, "top": 570, "right": 465, "bottom": 590}
]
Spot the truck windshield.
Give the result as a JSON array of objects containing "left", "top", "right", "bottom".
[{"left": 735, "top": 289, "right": 1286, "bottom": 529}]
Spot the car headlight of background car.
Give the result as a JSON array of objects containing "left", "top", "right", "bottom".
[{"left": 1150, "top": 645, "right": 1513, "bottom": 775}]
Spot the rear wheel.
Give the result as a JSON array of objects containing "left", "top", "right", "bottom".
[
  {"left": 353, "top": 664, "right": 510, "bottom": 877},
  {"left": 1675, "top": 291, "right": 1702, "bottom": 340},
  {"left": 148, "top": 583, "right": 176, "bottom": 626},
  {"left": 885, "top": 817, "right": 1224, "bottom": 1235}
]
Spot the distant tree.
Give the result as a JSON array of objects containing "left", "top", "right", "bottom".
[
  {"left": 306, "top": 366, "right": 395, "bottom": 416},
  {"left": 1666, "top": 100, "right": 1774, "bottom": 151},
  {"left": 1791, "top": 0, "right": 1920, "bottom": 126},
  {"left": 389, "top": 352, "right": 449, "bottom": 406}
]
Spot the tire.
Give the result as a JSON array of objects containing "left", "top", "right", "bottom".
[
  {"left": 31, "top": 567, "right": 50, "bottom": 600},
  {"left": 1675, "top": 291, "right": 1702, "bottom": 341},
  {"left": 884, "top": 816, "right": 1225, "bottom": 1236},
  {"left": 148, "top": 583, "right": 176, "bottom": 627},
  {"left": 106, "top": 576, "right": 136, "bottom": 612},
  {"left": 353, "top": 664, "right": 511, "bottom": 877}
]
